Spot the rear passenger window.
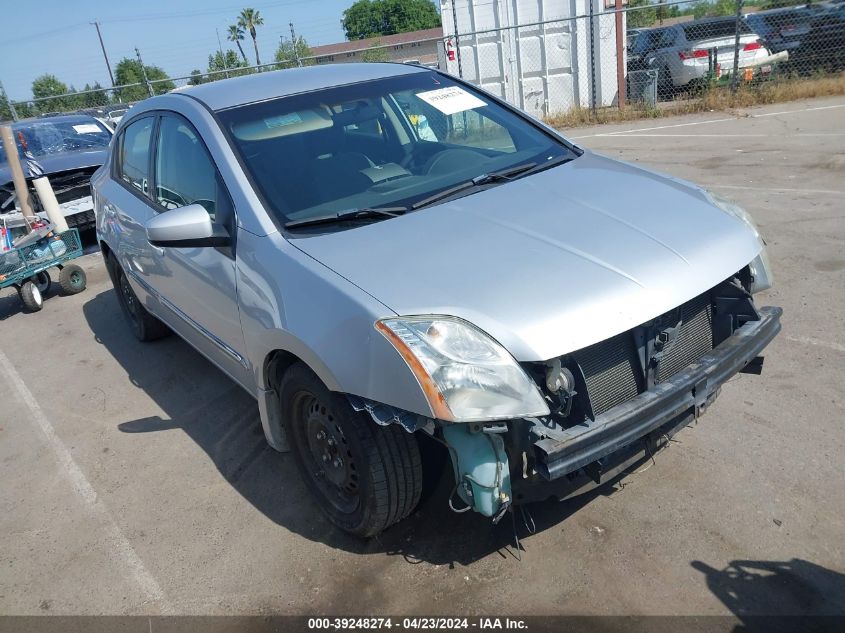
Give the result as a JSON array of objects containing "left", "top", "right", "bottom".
[
  {"left": 118, "top": 117, "right": 153, "bottom": 195},
  {"left": 154, "top": 115, "right": 225, "bottom": 220}
]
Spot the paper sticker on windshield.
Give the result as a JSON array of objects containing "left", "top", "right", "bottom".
[
  {"left": 73, "top": 124, "right": 102, "bottom": 134},
  {"left": 265, "top": 112, "right": 302, "bottom": 129},
  {"left": 415, "top": 87, "right": 486, "bottom": 115}
]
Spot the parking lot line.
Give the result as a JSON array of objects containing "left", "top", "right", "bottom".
[
  {"left": 570, "top": 101, "right": 845, "bottom": 140},
  {"left": 594, "top": 133, "right": 845, "bottom": 138},
  {"left": 0, "top": 348, "right": 172, "bottom": 613},
  {"left": 711, "top": 184, "right": 845, "bottom": 196},
  {"left": 751, "top": 103, "right": 845, "bottom": 118}
]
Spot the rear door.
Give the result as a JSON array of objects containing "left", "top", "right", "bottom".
[
  {"left": 105, "top": 115, "right": 161, "bottom": 305},
  {"left": 147, "top": 112, "right": 250, "bottom": 388}
]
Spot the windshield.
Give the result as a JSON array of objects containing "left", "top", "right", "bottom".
[
  {"left": 0, "top": 118, "right": 112, "bottom": 165},
  {"left": 217, "top": 71, "right": 576, "bottom": 230}
]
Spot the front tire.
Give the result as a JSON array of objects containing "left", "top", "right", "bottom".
[
  {"left": 19, "top": 281, "right": 43, "bottom": 312},
  {"left": 107, "top": 254, "right": 170, "bottom": 342},
  {"left": 280, "top": 363, "right": 422, "bottom": 537}
]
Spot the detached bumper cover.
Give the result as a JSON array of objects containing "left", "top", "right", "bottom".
[{"left": 534, "top": 306, "right": 782, "bottom": 481}]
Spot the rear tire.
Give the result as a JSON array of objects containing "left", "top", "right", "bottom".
[
  {"left": 107, "top": 253, "right": 170, "bottom": 342},
  {"left": 658, "top": 65, "right": 675, "bottom": 101},
  {"left": 58, "top": 264, "right": 87, "bottom": 295},
  {"left": 280, "top": 363, "right": 422, "bottom": 537},
  {"left": 34, "top": 271, "right": 51, "bottom": 295},
  {"left": 19, "top": 281, "right": 43, "bottom": 312}
]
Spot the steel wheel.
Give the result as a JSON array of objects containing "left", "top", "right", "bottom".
[
  {"left": 298, "top": 392, "right": 360, "bottom": 514},
  {"left": 107, "top": 254, "right": 170, "bottom": 342},
  {"left": 280, "top": 363, "right": 422, "bottom": 537},
  {"left": 117, "top": 269, "right": 142, "bottom": 333}
]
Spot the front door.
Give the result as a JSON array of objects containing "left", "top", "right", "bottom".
[{"left": 146, "top": 113, "right": 250, "bottom": 388}]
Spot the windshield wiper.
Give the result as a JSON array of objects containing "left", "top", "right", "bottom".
[
  {"left": 411, "top": 162, "right": 539, "bottom": 211},
  {"left": 284, "top": 206, "right": 407, "bottom": 229}
]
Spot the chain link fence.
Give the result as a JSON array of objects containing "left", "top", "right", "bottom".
[
  {"left": 1, "top": 0, "right": 843, "bottom": 125},
  {"left": 439, "top": 0, "right": 845, "bottom": 118}
]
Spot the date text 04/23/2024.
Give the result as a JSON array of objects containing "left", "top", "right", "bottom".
[{"left": 307, "top": 618, "right": 528, "bottom": 630}]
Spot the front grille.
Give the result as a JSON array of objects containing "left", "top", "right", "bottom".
[
  {"left": 66, "top": 209, "right": 95, "bottom": 229},
  {"left": 654, "top": 294, "right": 713, "bottom": 383},
  {"left": 44, "top": 169, "right": 96, "bottom": 205},
  {"left": 574, "top": 332, "right": 641, "bottom": 416},
  {"left": 573, "top": 292, "right": 715, "bottom": 417}
]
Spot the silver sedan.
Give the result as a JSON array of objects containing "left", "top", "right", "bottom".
[{"left": 93, "top": 63, "right": 780, "bottom": 536}]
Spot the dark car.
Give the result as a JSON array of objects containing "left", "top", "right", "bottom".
[
  {"left": 0, "top": 114, "right": 112, "bottom": 233},
  {"left": 744, "top": 5, "right": 822, "bottom": 55},
  {"left": 789, "top": 4, "right": 845, "bottom": 72}
]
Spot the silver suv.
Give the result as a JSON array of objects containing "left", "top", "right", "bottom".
[{"left": 93, "top": 64, "right": 781, "bottom": 537}]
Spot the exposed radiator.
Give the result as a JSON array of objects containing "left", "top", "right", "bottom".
[
  {"left": 574, "top": 293, "right": 715, "bottom": 417},
  {"left": 574, "top": 331, "right": 642, "bottom": 416},
  {"left": 654, "top": 294, "right": 713, "bottom": 383}
]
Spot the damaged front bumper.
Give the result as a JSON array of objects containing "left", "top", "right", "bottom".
[
  {"left": 531, "top": 306, "right": 781, "bottom": 482},
  {"left": 352, "top": 306, "right": 782, "bottom": 520},
  {"left": 445, "top": 306, "right": 782, "bottom": 517}
]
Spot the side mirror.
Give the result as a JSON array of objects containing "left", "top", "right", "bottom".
[{"left": 145, "top": 203, "right": 230, "bottom": 248}]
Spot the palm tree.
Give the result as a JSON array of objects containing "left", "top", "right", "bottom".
[
  {"left": 238, "top": 8, "right": 264, "bottom": 68},
  {"left": 227, "top": 24, "right": 249, "bottom": 64}
]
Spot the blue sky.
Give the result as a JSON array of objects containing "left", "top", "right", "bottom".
[{"left": 0, "top": 0, "right": 365, "bottom": 101}]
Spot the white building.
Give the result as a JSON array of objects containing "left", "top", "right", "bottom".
[{"left": 439, "top": 0, "right": 624, "bottom": 118}]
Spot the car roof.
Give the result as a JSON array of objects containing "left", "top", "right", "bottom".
[
  {"left": 176, "top": 62, "right": 430, "bottom": 112},
  {"left": 14, "top": 113, "right": 103, "bottom": 127}
]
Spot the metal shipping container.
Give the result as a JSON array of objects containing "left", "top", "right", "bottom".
[{"left": 439, "top": 0, "right": 623, "bottom": 117}]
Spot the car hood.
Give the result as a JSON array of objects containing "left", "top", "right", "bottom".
[
  {"left": 0, "top": 148, "right": 107, "bottom": 186},
  {"left": 292, "top": 151, "right": 763, "bottom": 361}
]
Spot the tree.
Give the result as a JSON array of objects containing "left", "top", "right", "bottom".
[
  {"left": 207, "top": 50, "right": 250, "bottom": 80},
  {"left": 627, "top": 0, "right": 657, "bottom": 28},
  {"left": 656, "top": 0, "right": 668, "bottom": 24},
  {"left": 227, "top": 24, "right": 249, "bottom": 64},
  {"left": 238, "top": 8, "right": 264, "bottom": 67},
  {"left": 342, "top": 0, "right": 441, "bottom": 40},
  {"left": 31, "top": 74, "right": 71, "bottom": 112},
  {"left": 361, "top": 43, "right": 390, "bottom": 62},
  {"left": 114, "top": 58, "right": 175, "bottom": 102},
  {"left": 80, "top": 82, "right": 110, "bottom": 108},
  {"left": 275, "top": 36, "right": 313, "bottom": 69},
  {"left": 188, "top": 70, "right": 205, "bottom": 85},
  {"left": 0, "top": 97, "right": 13, "bottom": 122},
  {"left": 692, "top": 0, "right": 712, "bottom": 19}
]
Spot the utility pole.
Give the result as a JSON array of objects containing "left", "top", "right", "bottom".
[
  {"left": 216, "top": 28, "right": 231, "bottom": 79},
  {"left": 450, "top": 1, "right": 462, "bottom": 78},
  {"left": 90, "top": 21, "right": 116, "bottom": 88},
  {"left": 289, "top": 22, "right": 303, "bottom": 67},
  {"left": 0, "top": 79, "right": 19, "bottom": 122},
  {"left": 135, "top": 47, "right": 154, "bottom": 98},
  {"left": 731, "top": 0, "right": 744, "bottom": 92}
]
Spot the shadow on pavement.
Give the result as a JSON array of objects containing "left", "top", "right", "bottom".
[
  {"left": 692, "top": 558, "right": 845, "bottom": 631},
  {"left": 83, "top": 288, "right": 617, "bottom": 566}
]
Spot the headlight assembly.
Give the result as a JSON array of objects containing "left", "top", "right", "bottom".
[
  {"left": 708, "top": 191, "right": 773, "bottom": 293},
  {"left": 376, "top": 316, "right": 550, "bottom": 422}
]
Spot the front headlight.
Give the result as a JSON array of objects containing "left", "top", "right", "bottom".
[
  {"left": 376, "top": 316, "right": 550, "bottom": 422},
  {"left": 708, "top": 191, "right": 773, "bottom": 293}
]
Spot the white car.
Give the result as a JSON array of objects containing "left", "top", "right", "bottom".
[{"left": 629, "top": 17, "right": 776, "bottom": 96}]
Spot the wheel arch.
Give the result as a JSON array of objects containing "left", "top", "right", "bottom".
[{"left": 256, "top": 342, "right": 344, "bottom": 454}]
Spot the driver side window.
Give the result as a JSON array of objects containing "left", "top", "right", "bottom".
[{"left": 154, "top": 115, "right": 222, "bottom": 220}]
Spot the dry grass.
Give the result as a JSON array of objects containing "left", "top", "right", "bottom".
[{"left": 546, "top": 72, "right": 845, "bottom": 130}]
